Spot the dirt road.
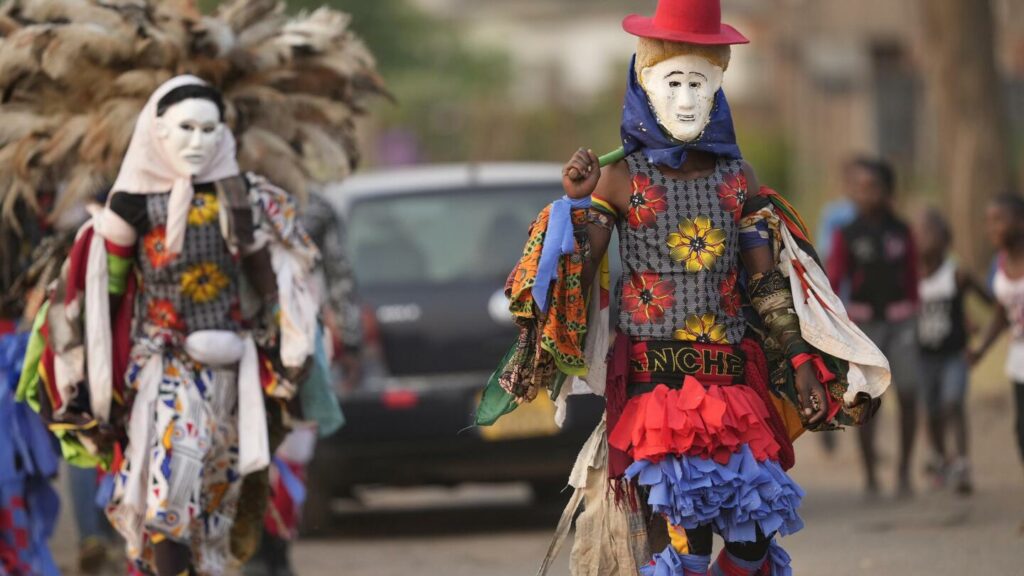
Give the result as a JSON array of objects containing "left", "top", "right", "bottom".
[
  {"left": 290, "top": 389, "right": 1024, "bottom": 576},
  {"left": 49, "top": 384, "right": 1023, "bottom": 575}
]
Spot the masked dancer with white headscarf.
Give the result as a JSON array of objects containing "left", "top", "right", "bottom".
[{"left": 18, "top": 76, "right": 320, "bottom": 576}]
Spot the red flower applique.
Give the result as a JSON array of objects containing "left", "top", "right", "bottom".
[
  {"left": 622, "top": 273, "right": 676, "bottom": 325},
  {"left": 627, "top": 174, "right": 668, "bottom": 229},
  {"left": 147, "top": 299, "right": 185, "bottom": 331},
  {"left": 717, "top": 171, "right": 747, "bottom": 223},
  {"left": 719, "top": 269, "right": 742, "bottom": 317},
  {"left": 143, "top": 226, "right": 174, "bottom": 269}
]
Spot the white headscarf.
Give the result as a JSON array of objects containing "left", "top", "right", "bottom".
[{"left": 110, "top": 75, "right": 240, "bottom": 256}]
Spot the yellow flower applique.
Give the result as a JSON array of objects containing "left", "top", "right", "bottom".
[
  {"left": 180, "top": 262, "right": 229, "bottom": 303},
  {"left": 188, "top": 193, "right": 220, "bottom": 227},
  {"left": 673, "top": 313, "right": 729, "bottom": 344},
  {"left": 667, "top": 216, "right": 727, "bottom": 272}
]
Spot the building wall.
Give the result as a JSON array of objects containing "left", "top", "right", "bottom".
[
  {"left": 411, "top": 0, "right": 1023, "bottom": 207},
  {"left": 758, "top": 0, "right": 1022, "bottom": 209}
]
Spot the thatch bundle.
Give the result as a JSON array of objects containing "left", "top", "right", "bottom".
[{"left": 0, "top": 0, "right": 387, "bottom": 233}]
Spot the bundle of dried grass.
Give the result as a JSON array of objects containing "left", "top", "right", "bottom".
[{"left": 0, "top": 0, "right": 387, "bottom": 233}]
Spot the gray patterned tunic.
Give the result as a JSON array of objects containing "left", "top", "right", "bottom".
[
  {"left": 134, "top": 188, "right": 243, "bottom": 338},
  {"left": 616, "top": 152, "right": 747, "bottom": 344}
]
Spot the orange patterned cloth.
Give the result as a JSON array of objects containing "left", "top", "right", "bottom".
[{"left": 498, "top": 205, "right": 590, "bottom": 403}]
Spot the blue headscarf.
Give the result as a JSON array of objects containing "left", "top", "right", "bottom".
[{"left": 620, "top": 55, "right": 742, "bottom": 169}]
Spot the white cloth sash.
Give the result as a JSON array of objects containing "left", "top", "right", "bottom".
[
  {"left": 777, "top": 223, "right": 891, "bottom": 402},
  {"left": 84, "top": 223, "right": 113, "bottom": 423},
  {"left": 237, "top": 335, "right": 270, "bottom": 474}
]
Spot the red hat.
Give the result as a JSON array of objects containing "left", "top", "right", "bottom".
[{"left": 623, "top": 0, "right": 749, "bottom": 46}]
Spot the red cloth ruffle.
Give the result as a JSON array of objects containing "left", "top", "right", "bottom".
[{"left": 608, "top": 377, "right": 782, "bottom": 466}]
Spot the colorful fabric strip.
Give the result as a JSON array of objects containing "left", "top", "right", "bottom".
[
  {"left": 0, "top": 332, "right": 60, "bottom": 576},
  {"left": 738, "top": 219, "right": 770, "bottom": 251},
  {"left": 640, "top": 546, "right": 711, "bottom": 576},
  {"left": 103, "top": 239, "right": 134, "bottom": 259},
  {"left": 533, "top": 196, "right": 591, "bottom": 312},
  {"left": 591, "top": 195, "right": 619, "bottom": 218},
  {"left": 298, "top": 326, "right": 345, "bottom": 438},
  {"left": 272, "top": 456, "right": 307, "bottom": 509}
]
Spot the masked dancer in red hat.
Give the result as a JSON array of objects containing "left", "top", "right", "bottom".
[{"left": 478, "top": 1, "right": 892, "bottom": 574}]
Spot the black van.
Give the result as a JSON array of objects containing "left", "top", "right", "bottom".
[{"left": 303, "top": 164, "right": 604, "bottom": 532}]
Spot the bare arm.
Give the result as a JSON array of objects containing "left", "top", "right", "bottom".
[
  {"left": 969, "top": 302, "right": 1009, "bottom": 365},
  {"left": 960, "top": 269, "right": 996, "bottom": 306}
]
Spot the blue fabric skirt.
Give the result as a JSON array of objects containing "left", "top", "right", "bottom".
[{"left": 625, "top": 444, "right": 804, "bottom": 543}]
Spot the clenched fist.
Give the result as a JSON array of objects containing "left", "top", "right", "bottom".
[{"left": 562, "top": 148, "right": 600, "bottom": 199}]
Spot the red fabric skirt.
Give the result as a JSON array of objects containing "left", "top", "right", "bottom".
[
  {"left": 605, "top": 337, "right": 796, "bottom": 478},
  {"left": 608, "top": 377, "right": 782, "bottom": 465}
]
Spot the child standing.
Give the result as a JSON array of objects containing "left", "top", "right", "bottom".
[
  {"left": 970, "top": 193, "right": 1024, "bottom": 468},
  {"left": 914, "top": 207, "right": 992, "bottom": 494}
]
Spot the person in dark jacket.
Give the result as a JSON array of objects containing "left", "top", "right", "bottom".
[{"left": 828, "top": 157, "right": 920, "bottom": 498}]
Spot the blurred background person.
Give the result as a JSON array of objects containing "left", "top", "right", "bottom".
[
  {"left": 970, "top": 193, "right": 1024, "bottom": 473},
  {"left": 914, "top": 206, "right": 994, "bottom": 494},
  {"left": 816, "top": 159, "right": 860, "bottom": 268},
  {"left": 827, "top": 157, "right": 921, "bottom": 498}
]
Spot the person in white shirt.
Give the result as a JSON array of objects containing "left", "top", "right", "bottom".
[{"left": 970, "top": 193, "right": 1024, "bottom": 468}]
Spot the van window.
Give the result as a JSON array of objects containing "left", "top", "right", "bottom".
[{"left": 348, "top": 186, "right": 559, "bottom": 287}]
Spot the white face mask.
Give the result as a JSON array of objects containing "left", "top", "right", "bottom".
[
  {"left": 154, "top": 98, "right": 225, "bottom": 178},
  {"left": 640, "top": 54, "right": 724, "bottom": 143}
]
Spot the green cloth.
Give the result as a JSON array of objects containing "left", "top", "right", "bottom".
[
  {"left": 55, "top": 432, "right": 110, "bottom": 469},
  {"left": 475, "top": 343, "right": 566, "bottom": 426},
  {"left": 15, "top": 301, "right": 110, "bottom": 468},
  {"left": 300, "top": 325, "right": 345, "bottom": 438},
  {"left": 106, "top": 253, "right": 133, "bottom": 295},
  {"left": 15, "top": 302, "right": 48, "bottom": 410},
  {"left": 475, "top": 344, "right": 519, "bottom": 426}
]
